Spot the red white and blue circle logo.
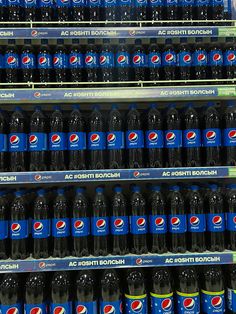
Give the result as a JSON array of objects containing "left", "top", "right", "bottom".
[
  {"left": 211, "top": 296, "right": 223, "bottom": 309},
  {"left": 148, "top": 132, "right": 158, "bottom": 143},
  {"left": 22, "top": 56, "right": 31, "bottom": 65},
  {"left": 190, "top": 216, "right": 200, "bottom": 226},
  {"left": 6, "top": 308, "right": 19, "bottom": 314},
  {"left": 151, "top": 55, "right": 160, "bottom": 64},
  {"left": 51, "top": 134, "right": 61, "bottom": 145},
  {"left": 11, "top": 223, "right": 21, "bottom": 233},
  {"left": 70, "top": 56, "right": 78, "bottom": 65},
  {"left": 213, "top": 53, "right": 222, "bottom": 62},
  {"left": 96, "top": 219, "right": 106, "bottom": 229},
  {"left": 114, "top": 218, "right": 124, "bottom": 229},
  {"left": 30, "top": 307, "right": 42, "bottom": 314},
  {"left": 128, "top": 132, "right": 138, "bottom": 143},
  {"left": 161, "top": 298, "right": 172, "bottom": 311},
  {"left": 76, "top": 305, "right": 88, "bottom": 314},
  {"left": 206, "top": 131, "right": 216, "bottom": 141},
  {"left": 183, "top": 54, "right": 191, "bottom": 63},
  {"left": 85, "top": 55, "right": 94, "bottom": 65},
  {"left": 197, "top": 53, "right": 206, "bottom": 62},
  {"left": 233, "top": 216, "right": 236, "bottom": 224},
  {"left": 229, "top": 130, "right": 236, "bottom": 140},
  {"left": 183, "top": 298, "right": 195, "bottom": 310},
  {"left": 137, "top": 218, "right": 146, "bottom": 228},
  {"left": 70, "top": 134, "right": 79, "bottom": 144},
  {"left": 103, "top": 305, "right": 115, "bottom": 314},
  {"left": 53, "top": 306, "right": 66, "bottom": 314},
  {"left": 100, "top": 55, "right": 107, "bottom": 65},
  {"left": 7, "top": 56, "right": 17, "bottom": 65},
  {"left": 117, "top": 55, "right": 126, "bottom": 65},
  {"left": 74, "top": 220, "right": 84, "bottom": 230},
  {"left": 107, "top": 133, "right": 116, "bottom": 144},
  {"left": 212, "top": 215, "right": 222, "bottom": 226},
  {"left": 155, "top": 217, "right": 165, "bottom": 227},
  {"left": 39, "top": 56, "right": 47, "bottom": 65},
  {"left": 186, "top": 131, "right": 196, "bottom": 141},
  {"left": 171, "top": 217, "right": 180, "bottom": 227},
  {"left": 10, "top": 135, "right": 20, "bottom": 146},
  {"left": 29, "top": 135, "right": 38, "bottom": 145},
  {"left": 34, "top": 222, "right": 44, "bottom": 232},
  {"left": 90, "top": 133, "right": 100, "bottom": 144},
  {"left": 53, "top": 57, "right": 60, "bottom": 66},
  {"left": 56, "top": 221, "right": 66, "bottom": 231},
  {"left": 166, "top": 132, "right": 176, "bottom": 142},
  {"left": 133, "top": 55, "right": 141, "bottom": 64},
  {"left": 165, "top": 53, "right": 174, "bottom": 63},
  {"left": 131, "top": 300, "right": 143, "bottom": 313},
  {"left": 227, "top": 53, "right": 236, "bottom": 62}
]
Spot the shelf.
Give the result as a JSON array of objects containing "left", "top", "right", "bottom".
[
  {"left": 0, "top": 252, "right": 234, "bottom": 273},
  {"left": 0, "top": 166, "right": 234, "bottom": 185}
]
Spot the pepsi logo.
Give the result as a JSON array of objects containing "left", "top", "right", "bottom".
[
  {"left": 197, "top": 53, "right": 206, "bottom": 62},
  {"left": 148, "top": 132, "right": 158, "bottom": 143},
  {"left": 107, "top": 133, "right": 116, "bottom": 144},
  {"left": 74, "top": 220, "right": 84, "bottom": 230},
  {"left": 190, "top": 216, "right": 200, "bottom": 226},
  {"left": 22, "top": 56, "right": 31, "bottom": 65},
  {"left": 131, "top": 300, "right": 143, "bottom": 313},
  {"left": 51, "top": 134, "right": 61, "bottom": 145},
  {"left": 183, "top": 54, "right": 191, "bottom": 63},
  {"left": 96, "top": 219, "right": 106, "bottom": 229},
  {"left": 166, "top": 132, "right": 176, "bottom": 142},
  {"left": 171, "top": 217, "right": 180, "bottom": 227},
  {"left": 136, "top": 258, "right": 143, "bottom": 265},
  {"left": 128, "top": 132, "right": 138, "bottom": 143},
  {"left": 129, "top": 30, "right": 136, "bottom": 36},
  {"left": 25, "top": 0, "right": 35, "bottom": 3},
  {"left": 233, "top": 216, "right": 236, "bottom": 224},
  {"left": 76, "top": 305, "right": 88, "bottom": 314},
  {"left": 117, "top": 55, "right": 126, "bottom": 64},
  {"left": 183, "top": 298, "right": 195, "bottom": 310},
  {"left": 85, "top": 55, "right": 94, "bottom": 65},
  {"left": 114, "top": 218, "right": 124, "bottom": 229},
  {"left": 133, "top": 55, "right": 141, "bottom": 64},
  {"left": 206, "top": 131, "right": 216, "bottom": 141},
  {"left": 229, "top": 130, "right": 236, "bottom": 140},
  {"left": 69, "top": 134, "right": 79, "bottom": 144},
  {"left": 29, "top": 134, "right": 38, "bottom": 145},
  {"left": 100, "top": 55, "right": 107, "bottom": 65},
  {"left": 53, "top": 306, "right": 66, "bottom": 314},
  {"left": 211, "top": 296, "right": 223, "bottom": 309},
  {"left": 38, "top": 56, "right": 47, "bottom": 65},
  {"left": 212, "top": 215, "right": 222, "bottom": 226},
  {"left": 34, "top": 92, "right": 41, "bottom": 98},
  {"left": 161, "top": 298, "right": 172, "bottom": 311},
  {"left": 133, "top": 171, "right": 140, "bottom": 178},
  {"left": 69, "top": 56, "right": 78, "bottom": 65},
  {"left": 186, "top": 131, "right": 196, "bottom": 141},
  {"left": 39, "top": 262, "right": 46, "bottom": 269},
  {"left": 165, "top": 53, "right": 174, "bottom": 63},
  {"left": 61, "top": 0, "right": 69, "bottom": 3},
  {"left": 7, "top": 56, "right": 17, "bottom": 65},
  {"left": 227, "top": 53, "right": 236, "bottom": 62},
  {"left": 34, "top": 174, "right": 42, "bottom": 181},
  {"left": 11, "top": 223, "right": 21, "bottom": 233},
  {"left": 53, "top": 57, "right": 60, "bottom": 66},
  {"left": 56, "top": 220, "right": 66, "bottom": 231},
  {"left": 30, "top": 307, "right": 42, "bottom": 314},
  {"left": 151, "top": 55, "right": 160, "bottom": 64},
  {"left": 90, "top": 133, "right": 100, "bottom": 144},
  {"left": 213, "top": 53, "right": 222, "bottom": 62},
  {"left": 137, "top": 217, "right": 146, "bottom": 228},
  {"left": 6, "top": 308, "right": 19, "bottom": 314},
  {"left": 31, "top": 30, "right": 38, "bottom": 37},
  {"left": 103, "top": 305, "right": 115, "bottom": 314},
  {"left": 34, "top": 221, "right": 43, "bottom": 232},
  {"left": 10, "top": 135, "right": 20, "bottom": 146},
  {"left": 155, "top": 217, "right": 165, "bottom": 227}
]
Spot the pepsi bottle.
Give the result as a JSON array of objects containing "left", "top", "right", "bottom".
[
  {"left": 87, "top": 0, "right": 101, "bottom": 23},
  {"left": 107, "top": 104, "right": 125, "bottom": 169},
  {"left": 69, "top": 39, "right": 84, "bottom": 85},
  {"left": 224, "top": 38, "right": 236, "bottom": 80},
  {"left": 68, "top": 104, "right": 86, "bottom": 170},
  {"left": 7, "top": 0, "right": 21, "bottom": 24},
  {"left": 168, "top": 185, "right": 187, "bottom": 253},
  {"left": 178, "top": 38, "right": 192, "bottom": 82},
  {"left": 20, "top": 39, "right": 35, "bottom": 83},
  {"left": 85, "top": 39, "right": 98, "bottom": 84},
  {"left": 193, "top": 37, "right": 208, "bottom": 80},
  {"left": 0, "top": 109, "right": 8, "bottom": 171},
  {"left": 130, "top": 185, "right": 148, "bottom": 255},
  {"left": 227, "top": 265, "right": 236, "bottom": 314},
  {"left": 10, "top": 190, "right": 29, "bottom": 260},
  {"left": 0, "top": 274, "right": 22, "bottom": 314},
  {"left": 148, "top": 38, "right": 162, "bottom": 83},
  {"left": 146, "top": 103, "right": 164, "bottom": 168},
  {"left": 38, "top": 0, "right": 53, "bottom": 21},
  {"left": 134, "top": 0, "right": 147, "bottom": 21},
  {"left": 162, "top": 39, "right": 177, "bottom": 81},
  {"left": 203, "top": 102, "right": 221, "bottom": 166},
  {"left": 29, "top": 106, "right": 48, "bottom": 171},
  {"left": 0, "top": 191, "right": 8, "bottom": 259},
  {"left": 72, "top": 187, "right": 90, "bottom": 257},
  {"left": 165, "top": 104, "right": 182, "bottom": 167},
  {"left": 149, "top": 0, "right": 163, "bottom": 21},
  {"left": 183, "top": 103, "right": 201, "bottom": 167},
  {"left": 206, "top": 184, "right": 225, "bottom": 252},
  {"left": 23, "top": 0, "right": 37, "bottom": 21},
  {"left": 5, "top": 39, "right": 19, "bottom": 84},
  {"left": 37, "top": 39, "right": 52, "bottom": 86},
  {"left": 165, "top": 0, "right": 178, "bottom": 21},
  {"left": 49, "top": 106, "right": 67, "bottom": 171},
  {"left": 223, "top": 101, "right": 236, "bottom": 166},
  {"left": 0, "top": 0, "right": 6, "bottom": 23},
  {"left": 53, "top": 39, "right": 68, "bottom": 85},
  {"left": 9, "top": 107, "right": 27, "bottom": 172},
  {"left": 180, "top": 0, "right": 194, "bottom": 23},
  {"left": 209, "top": 37, "right": 223, "bottom": 80},
  {"left": 52, "top": 188, "right": 70, "bottom": 258},
  {"left": 226, "top": 184, "right": 236, "bottom": 251},
  {"left": 126, "top": 104, "right": 144, "bottom": 168},
  {"left": 118, "top": 0, "right": 131, "bottom": 24},
  {"left": 25, "top": 273, "right": 47, "bottom": 314},
  {"left": 132, "top": 39, "right": 147, "bottom": 82},
  {"left": 149, "top": 185, "right": 167, "bottom": 254},
  {"left": 32, "top": 189, "right": 50, "bottom": 259},
  {"left": 51, "top": 272, "right": 72, "bottom": 314},
  {"left": 71, "top": 0, "right": 86, "bottom": 21},
  {"left": 211, "top": 0, "right": 224, "bottom": 20},
  {"left": 91, "top": 187, "right": 109, "bottom": 256},
  {"left": 196, "top": 0, "right": 209, "bottom": 22},
  {"left": 56, "top": 0, "right": 70, "bottom": 22},
  {"left": 88, "top": 105, "right": 106, "bottom": 169},
  {"left": 99, "top": 39, "right": 114, "bottom": 83},
  {"left": 111, "top": 185, "right": 129, "bottom": 255},
  {"left": 187, "top": 185, "right": 206, "bottom": 252},
  {"left": 116, "top": 39, "right": 130, "bottom": 83},
  {"left": 103, "top": 0, "right": 116, "bottom": 21}
]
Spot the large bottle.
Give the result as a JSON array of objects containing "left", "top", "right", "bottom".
[
  {"left": 193, "top": 37, "right": 208, "bottom": 80},
  {"left": 0, "top": 274, "right": 22, "bottom": 314},
  {"left": 25, "top": 273, "right": 47, "bottom": 314},
  {"left": 227, "top": 265, "right": 236, "bottom": 314},
  {"left": 0, "top": 190, "right": 8, "bottom": 260},
  {"left": 4, "top": 39, "right": 19, "bottom": 84},
  {"left": 20, "top": 39, "right": 35, "bottom": 83},
  {"left": 0, "top": 109, "right": 8, "bottom": 171},
  {"left": 37, "top": 39, "right": 52, "bottom": 86},
  {"left": 51, "top": 272, "right": 72, "bottom": 314},
  {"left": 223, "top": 100, "right": 236, "bottom": 166},
  {"left": 53, "top": 39, "right": 68, "bottom": 86},
  {"left": 226, "top": 184, "right": 236, "bottom": 251}
]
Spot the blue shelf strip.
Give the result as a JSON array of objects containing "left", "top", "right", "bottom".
[
  {"left": 0, "top": 166, "right": 232, "bottom": 185},
  {"left": 0, "top": 252, "right": 234, "bottom": 273}
]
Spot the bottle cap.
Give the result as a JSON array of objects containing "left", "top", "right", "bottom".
[
  {"left": 165, "top": 39, "right": 172, "bottom": 45},
  {"left": 53, "top": 105, "right": 61, "bottom": 111},
  {"left": 227, "top": 100, "right": 235, "bottom": 107},
  {"left": 41, "top": 39, "right": 48, "bottom": 45},
  {"left": 131, "top": 185, "right": 141, "bottom": 193},
  {"left": 37, "top": 189, "right": 45, "bottom": 196},
  {"left": 206, "top": 102, "right": 215, "bottom": 108},
  {"left": 92, "top": 104, "right": 100, "bottom": 111},
  {"left": 24, "top": 39, "right": 31, "bottom": 45},
  {"left": 103, "top": 38, "right": 110, "bottom": 44},
  {"left": 14, "top": 106, "right": 22, "bottom": 111},
  {"left": 111, "top": 104, "right": 118, "bottom": 110},
  {"left": 169, "top": 185, "right": 180, "bottom": 191},
  {"left": 180, "top": 38, "right": 187, "bottom": 43},
  {"left": 209, "top": 184, "right": 218, "bottom": 191},
  {"left": 149, "top": 103, "right": 157, "bottom": 109},
  {"left": 72, "top": 104, "right": 80, "bottom": 110},
  {"left": 0, "top": 190, "right": 6, "bottom": 197},
  {"left": 227, "top": 184, "right": 236, "bottom": 190},
  {"left": 168, "top": 103, "right": 176, "bottom": 109},
  {"left": 195, "top": 37, "right": 203, "bottom": 43},
  {"left": 129, "top": 103, "right": 137, "bottom": 110},
  {"left": 186, "top": 102, "right": 193, "bottom": 108},
  {"left": 190, "top": 185, "right": 199, "bottom": 191},
  {"left": 135, "top": 39, "right": 142, "bottom": 45},
  {"left": 72, "top": 39, "right": 79, "bottom": 44},
  {"left": 76, "top": 187, "right": 85, "bottom": 194},
  {"left": 152, "top": 185, "right": 161, "bottom": 192},
  {"left": 114, "top": 185, "right": 122, "bottom": 193},
  {"left": 96, "top": 187, "right": 104, "bottom": 193},
  {"left": 57, "top": 39, "right": 64, "bottom": 45},
  {"left": 15, "top": 190, "right": 25, "bottom": 197},
  {"left": 57, "top": 188, "right": 64, "bottom": 195},
  {"left": 88, "top": 39, "right": 95, "bottom": 44},
  {"left": 34, "top": 105, "right": 42, "bottom": 111}
]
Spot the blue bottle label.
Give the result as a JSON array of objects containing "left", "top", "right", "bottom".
[
  {"left": 85, "top": 53, "right": 98, "bottom": 68},
  {"left": 0, "top": 134, "right": 7, "bottom": 152},
  {"left": 53, "top": 53, "right": 68, "bottom": 69},
  {"left": 178, "top": 51, "right": 192, "bottom": 67},
  {"left": 37, "top": 53, "right": 52, "bottom": 69},
  {"left": 165, "top": 130, "right": 182, "bottom": 148},
  {"left": 9, "top": 133, "right": 27, "bottom": 152},
  {"left": 88, "top": 132, "right": 106, "bottom": 150},
  {"left": 150, "top": 292, "right": 174, "bottom": 314},
  {"left": 107, "top": 131, "right": 125, "bottom": 150},
  {"left": 168, "top": 214, "right": 187, "bottom": 233},
  {"left": 145, "top": 130, "right": 164, "bottom": 148},
  {"left": 100, "top": 300, "right": 122, "bottom": 314},
  {"left": 162, "top": 51, "right": 177, "bottom": 66},
  {"left": 203, "top": 128, "right": 221, "bottom": 147},
  {"left": 0, "top": 0, "right": 6, "bottom": 5},
  {"left": 1, "top": 304, "right": 22, "bottom": 314},
  {"left": 209, "top": 50, "right": 224, "bottom": 66},
  {"left": 119, "top": 0, "right": 132, "bottom": 5},
  {"left": 24, "top": 0, "right": 36, "bottom": 6},
  {"left": 187, "top": 214, "right": 206, "bottom": 233},
  {"left": 38, "top": 0, "right": 53, "bottom": 7},
  {"left": 10, "top": 220, "right": 28, "bottom": 239},
  {"left": 116, "top": 52, "right": 130, "bottom": 68},
  {"left": 111, "top": 216, "right": 129, "bottom": 235},
  {"left": 132, "top": 52, "right": 147, "bottom": 68},
  {"left": 75, "top": 301, "right": 98, "bottom": 314},
  {"left": 149, "top": 214, "right": 167, "bottom": 234},
  {"left": 125, "top": 294, "right": 148, "bottom": 314},
  {"left": 50, "top": 303, "right": 72, "bottom": 314},
  {"left": 88, "top": 0, "right": 101, "bottom": 7},
  {"left": 201, "top": 290, "right": 225, "bottom": 314},
  {"left": 193, "top": 50, "right": 208, "bottom": 66},
  {"left": 8, "top": 0, "right": 20, "bottom": 4},
  {"left": 166, "top": 0, "right": 178, "bottom": 4},
  {"left": 227, "top": 288, "right": 236, "bottom": 312},
  {"left": 52, "top": 218, "right": 70, "bottom": 238},
  {"left": 68, "top": 132, "right": 86, "bottom": 151},
  {"left": 183, "top": 129, "right": 201, "bottom": 148},
  {"left": 134, "top": 0, "right": 147, "bottom": 6},
  {"left": 21, "top": 52, "right": 36, "bottom": 69},
  {"left": 32, "top": 219, "right": 50, "bottom": 239},
  {"left": 223, "top": 50, "right": 236, "bottom": 66},
  {"left": 5, "top": 53, "right": 19, "bottom": 69},
  {"left": 49, "top": 132, "right": 67, "bottom": 151},
  {"left": 104, "top": 0, "right": 117, "bottom": 6},
  {"left": 212, "top": 0, "right": 223, "bottom": 6},
  {"left": 130, "top": 215, "right": 148, "bottom": 235},
  {"left": 223, "top": 128, "right": 236, "bottom": 147},
  {"left": 69, "top": 52, "right": 84, "bottom": 68},
  {"left": 226, "top": 213, "right": 236, "bottom": 231},
  {"left": 91, "top": 217, "right": 109, "bottom": 236},
  {"left": 99, "top": 52, "right": 115, "bottom": 68},
  {"left": 25, "top": 303, "right": 47, "bottom": 314},
  {"left": 126, "top": 130, "right": 144, "bottom": 149},
  {"left": 176, "top": 291, "right": 200, "bottom": 314},
  {"left": 72, "top": 0, "right": 85, "bottom": 6},
  {"left": 149, "top": 0, "right": 163, "bottom": 6},
  {"left": 206, "top": 213, "right": 225, "bottom": 232},
  {"left": 181, "top": 0, "right": 194, "bottom": 6},
  {"left": 196, "top": 0, "right": 209, "bottom": 5},
  {"left": 148, "top": 52, "right": 161, "bottom": 68},
  {"left": 71, "top": 217, "right": 90, "bottom": 237},
  {"left": 29, "top": 133, "right": 47, "bottom": 151},
  {"left": 56, "top": 0, "right": 70, "bottom": 6},
  {"left": 0, "top": 221, "right": 8, "bottom": 240}
]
